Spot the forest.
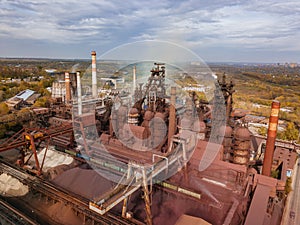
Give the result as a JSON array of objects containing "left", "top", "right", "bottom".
[{"left": 214, "top": 64, "right": 300, "bottom": 142}]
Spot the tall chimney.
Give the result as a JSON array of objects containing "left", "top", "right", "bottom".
[
  {"left": 91, "top": 51, "right": 97, "bottom": 98},
  {"left": 262, "top": 100, "right": 280, "bottom": 176},
  {"left": 65, "top": 72, "right": 71, "bottom": 103},
  {"left": 76, "top": 71, "right": 82, "bottom": 115},
  {"left": 168, "top": 87, "right": 176, "bottom": 149}
]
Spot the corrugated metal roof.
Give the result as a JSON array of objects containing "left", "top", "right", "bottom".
[{"left": 15, "top": 89, "right": 35, "bottom": 101}]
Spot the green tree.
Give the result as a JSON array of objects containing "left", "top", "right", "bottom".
[
  {"left": 277, "top": 122, "right": 299, "bottom": 141},
  {"left": 33, "top": 96, "right": 50, "bottom": 107},
  {"left": 0, "top": 124, "right": 6, "bottom": 139},
  {"left": 258, "top": 126, "right": 267, "bottom": 136},
  {"left": 0, "top": 102, "right": 9, "bottom": 116},
  {"left": 0, "top": 90, "right": 4, "bottom": 102},
  {"left": 285, "top": 177, "right": 292, "bottom": 195}
]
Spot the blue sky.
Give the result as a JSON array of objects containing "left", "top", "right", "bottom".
[{"left": 0, "top": 0, "right": 300, "bottom": 62}]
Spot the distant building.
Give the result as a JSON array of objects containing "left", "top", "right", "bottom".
[
  {"left": 51, "top": 81, "right": 66, "bottom": 100},
  {"left": 26, "top": 93, "right": 41, "bottom": 105},
  {"left": 5, "top": 89, "right": 39, "bottom": 110},
  {"left": 100, "top": 77, "right": 125, "bottom": 89},
  {"left": 289, "top": 63, "right": 298, "bottom": 68},
  {"left": 15, "top": 89, "right": 35, "bottom": 101},
  {"left": 5, "top": 97, "right": 23, "bottom": 110},
  {"left": 51, "top": 72, "right": 77, "bottom": 102}
]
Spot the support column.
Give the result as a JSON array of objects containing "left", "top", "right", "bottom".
[
  {"left": 76, "top": 71, "right": 82, "bottom": 115},
  {"left": 122, "top": 164, "right": 132, "bottom": 218},
  {"left": 168, "top": 87, "right": 176, "bottom": 150},
  {"left": 142, "top": 167, "right": 152, "bottom": 225}
]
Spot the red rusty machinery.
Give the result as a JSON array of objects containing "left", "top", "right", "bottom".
[
  {"left": 233, "top": 126, "right": 251, "bottom": 165},
  {"left": 0, "top": 125, "right": 74, "bottom": 175},
  {"left": 262, "top": 100, "right": 280, "bottom": 176},
  {"left": 73, "top": 112, "right": 97, "bottom": 155}
]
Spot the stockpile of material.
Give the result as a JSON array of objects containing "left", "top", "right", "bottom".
[
  {"left": 47, "top": 202, "right": 83, "bottom": 225},
  {"left": 28, "top": 146, "right": 74, "bottom": 172},
  {"left": 53, "top": 167, "right": 114, "bottom": 199},
  {"left": 0, "top": 173, "right": 29, "bottom": 196}
]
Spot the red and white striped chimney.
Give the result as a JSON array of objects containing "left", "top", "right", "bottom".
[
  {"left": 262, "top": 100, "right": 280, "bottom": 176},
  {"left": 91, "top": 51, "right": 97, "bottom": 98}
]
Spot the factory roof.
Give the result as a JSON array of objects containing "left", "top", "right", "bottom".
[{"left": 15, "top": 89, "right": 35, "bottom": 101}]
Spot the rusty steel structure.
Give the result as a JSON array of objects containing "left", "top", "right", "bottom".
[
  {"left": 0, "top": 125, "right": 73, "bottom": 175},
  {"left": 0, "top": 162, "right": 139, "bottom": 225},
  {"left": 1, "top": 57, "right": 300, "bottom": 225}
]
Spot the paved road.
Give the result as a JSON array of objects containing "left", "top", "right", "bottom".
[
  {"left": 282, "top": 158, "right": 300, "bottom": 225},
  {"left": 290, "top": 158, "right": 300, "bottom": 225}
]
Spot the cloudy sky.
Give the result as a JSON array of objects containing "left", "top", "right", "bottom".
[{"left": 0, "top": 0, "right": 300, "bottom": 62}]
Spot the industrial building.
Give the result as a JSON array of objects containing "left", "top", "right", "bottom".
[
  {"left": 5, "top": 89, "right": 40, "bottom": 109},
  {"left": 0, "top": 51, "right": 299, "bottom": 225}
]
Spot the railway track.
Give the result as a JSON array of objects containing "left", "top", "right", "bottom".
[
  {"left": 0, "top": 161, "right": 142, "bottom": 225},
  {"left": 0, "top": 199, "right": 38, "bottom": 225}
]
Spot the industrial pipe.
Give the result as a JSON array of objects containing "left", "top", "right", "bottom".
[
  {"left": 65, "top": 72, "right": 71, "bottom": 103},
  {"left": 76, "top": 71, "right": 82, "bottom": 115},
  {"left": 168, "top": 87, "right": 176, "bottom": 149},
  {"left": 262, "top": 100, "right": 280, "bottom": 176},
  {"left": 91, "top": 51, "right": 97, "bottom": 98}
]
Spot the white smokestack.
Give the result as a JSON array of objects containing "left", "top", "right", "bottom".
[
  {"left": 91, "top": 51, "right": 97, "bottom": 98},
  {"left": 76, "top": 71, "right": 82, "bottom": 115}
]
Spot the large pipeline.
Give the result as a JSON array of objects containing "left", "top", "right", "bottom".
[{"left": 168, "top": 87, "right": 176, "bottom": 149}]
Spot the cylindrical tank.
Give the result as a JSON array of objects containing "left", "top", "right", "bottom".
[
  {"left": 128, "top": 108, "right": 139, "bottom": 125},
  {"left": 151, "top": 112, "right": 167, "bottom": 148},
  {"left": 196, "top": 121, "right": 206, "bottom": 140},
  {"left": 116, "top": 105, "right": 128, "bottom": 132},
  {"left": 220, "top": 125, "right": 233, "bottom": 161},
  {"left": 233, "top": 126, "right": 251, "bottom": 165},
  {"left": 180, "top": 117, "right": 193, "bottom": 130}
]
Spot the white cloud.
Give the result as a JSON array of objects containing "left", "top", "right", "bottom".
[{"left": 0, "top": 0, "right": 299, "bottom": 61}]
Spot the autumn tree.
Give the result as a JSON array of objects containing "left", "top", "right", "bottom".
[
  {"left": 277, "top": 122, "right": 299, "bottom": 141},
  {"left": 0, "top": 102, "right": 9, "bottom": 116},
  {"left": 258, "top": 126, "right": 267, "bottom": 136}
]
